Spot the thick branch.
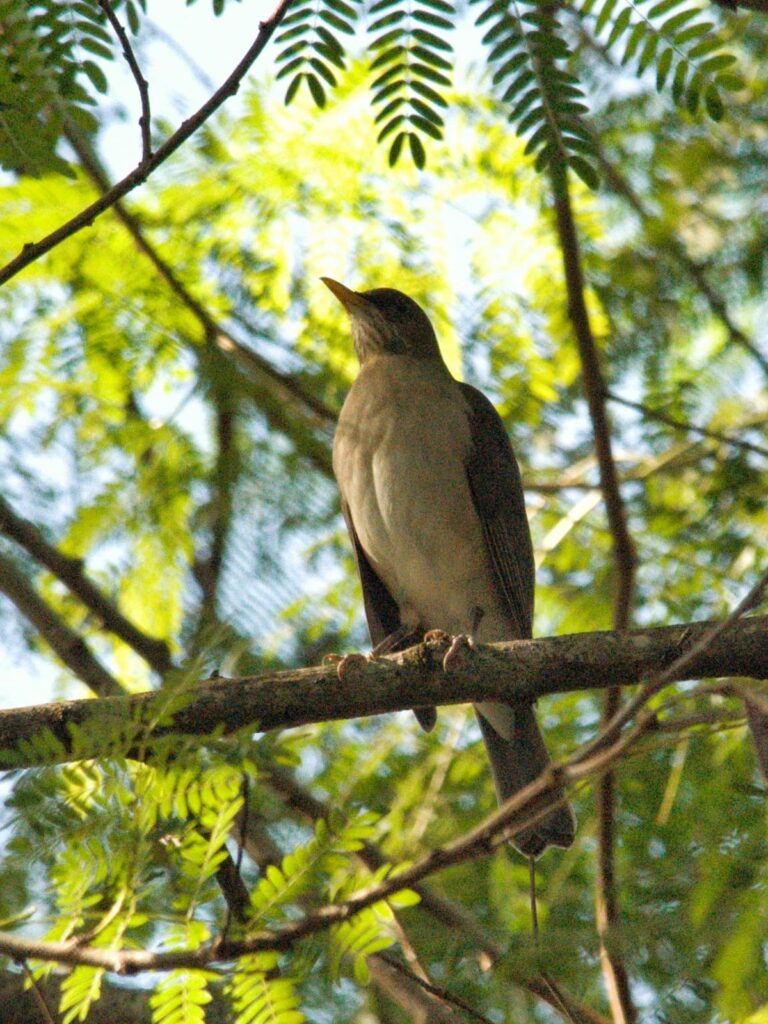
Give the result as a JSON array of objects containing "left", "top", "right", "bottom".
[
  {"left": 0, "top": 0, "right": 294, "bottom": 287},
  {"left": 0, "top": 615, "right": 765, "bottom": 769}
]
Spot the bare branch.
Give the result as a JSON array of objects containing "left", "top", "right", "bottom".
[
  {"left": 549, "top": 173, "right": 636, "bottom": 626},
  {"left": 549, "top": 166, "right": 637, "bottom": 1023},
  {"left": 606, "top": 392, "right": 768, "bottom": 460},
  {"left": 0, "top": 0, "right": 295, "bottom": 287},
  {"left": 0, "top": 614, "right": 766, "bottom": 769},
  {"left": 0, "top": 495, "right": 173, "bottom": 675},
  {"left": 594, "top": 144, "right": 768, "bottom": 377},
  {"left": 0, "top": 552, "right": 124, "bottom": 698},
  {"left": 96, "top": 0, "right": 151, "bottom": 161}
]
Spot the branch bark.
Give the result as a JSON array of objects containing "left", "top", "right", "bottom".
[{"left": 0, "top": 615, "right": 765, "bottom": 770}]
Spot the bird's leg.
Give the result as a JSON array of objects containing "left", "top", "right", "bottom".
[
  {"left": 529, "top": 855, "right": 539, "bottom": 942},
  {"left": 442, "top": 605, "right": 485, "bottom": 672},
  {"left": 371, "top": 623, "right": 422, "bottom": 657}
]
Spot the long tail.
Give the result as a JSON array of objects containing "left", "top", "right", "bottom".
[{"left": 475, "top": 702, "right": 575, "bottom": 857}]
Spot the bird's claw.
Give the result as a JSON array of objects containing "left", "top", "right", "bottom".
[
  {"left": 443, "top": 633, "right": 478, "bottom": 673},
  {"left": 333, "top": 652, "right": 369, "bottom": 682}
]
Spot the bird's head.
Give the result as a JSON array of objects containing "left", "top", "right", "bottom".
[{"left": 322, "top": 278, "right": 442, "bottom": 364}]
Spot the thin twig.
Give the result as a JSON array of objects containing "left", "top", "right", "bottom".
[
  {"left": 267, "top": 766, "right": 610, "bottom": 1024},
  {"left": 379, "top": 954, "right": 495, "bottom": 1024},
  {"left": 592, "top": 138, "right": 768, "bottom": 377},
  {"left": 62, "top": 123, "right": 336, "bottom": 478},
  {"left": 96, "top": 0, "right": 151, "bottom": 160},
  {"left": 0, "top": 0, "right": 295, "bottom": 287},
  {"left": 607, "top": 392, "right": 768, "bottom": 460},
  {"left": 18, "top": 961, "right": 55, "bottom": 1024}
]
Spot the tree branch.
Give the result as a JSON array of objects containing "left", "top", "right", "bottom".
[
  {"left": 549, "top": 165, "right": 637, "bottom": 1022},
  {"left": 266, "top": 764, "right": 611, "bottom": 1024},
  {"left": 0, "top": 0, "right": 294, "bottom": 287},
  {"left": 0, "top": 495, "right": 173, "bottom": 676},
  {"left": 593, "top": 142, "right": 768, "bottom": 377},
  {"left": 96, "top": 0, "right": 151, "bottom": 161},
  {"left": 0, "top": 553, "right": 124, "bottom": 698},
  {"left": 607, "top": 392, "right": 768, "bottom": 460},
  {"left": 0, "top": 706, "right": 657, "bottom": 975},
  {"left": 0, "top": 615, "right": 766, "bottom": 769}
]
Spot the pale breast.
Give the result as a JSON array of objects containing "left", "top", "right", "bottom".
[{"left": 334, "top": 355, "right": 511, "bottom": 639}]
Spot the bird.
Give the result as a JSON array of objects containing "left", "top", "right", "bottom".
[{"left": 324, "top": 277, "right": 575, "bottom": 857}]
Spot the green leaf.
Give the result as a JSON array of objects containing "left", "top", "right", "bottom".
[
  {"left": 306, "top": 73, "right": 327, "bottom": 108},
  {"left": 703, "top": 82, "right": 724, "bottom": 119},
  {"left": 595, "top": 0, "right": 620, "bottom": 36},
  {"left": 569, "top": 154, "right": 600, "bottom": 190},
  {"left": 408, "top": 131, "right": 426, "bottom": 168},
  {"left": 606, "top": 7, "right": 632, "bottom": 49},
  {"left": 409, "top": 113, "right": 443, "bottom": 139},
  {"left": 410, "top": 78, "right": 449, "bottom": 107},
  {"left": 656, "top": 47, "right": 674, "bottom": 91},
  {"left": 388, "top": 130, "right": 406, "bottom": 164}
]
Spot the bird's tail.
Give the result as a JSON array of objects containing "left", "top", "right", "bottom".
[{"left": 475, "top": 702, "right": 575, "bottom": 857}]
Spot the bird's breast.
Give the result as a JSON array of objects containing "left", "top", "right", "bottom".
[{"left": 334, "top": 356, "right": 507, "bottom": 637}]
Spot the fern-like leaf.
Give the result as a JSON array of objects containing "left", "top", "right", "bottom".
[
  {"left": 472, "top": 0, "right": 599, "bottom": 188},
  {"left": 248, "top": 810, "right": 379, "bottom": 925},
  {"left": 367, "top": 0, "right": 454, "bottom": 168},
  {"left": 149, "top": 970, "right": 212, "bottom": 1024},
  {"left": 329, "top": 903, "right": 395, "bottom": 983},
  {"left": 275, "top": 0, "right": 360, "bottom": 109},
  {"left": 229, "top": 952, "right": 306, "bottom": 1024},
  {"left": 579, "top": 0, "right": 741, "bottom": 119}
]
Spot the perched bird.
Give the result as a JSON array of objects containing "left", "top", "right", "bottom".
[{"left": 324, "top": 278, "right": 575, "bottom": 857}]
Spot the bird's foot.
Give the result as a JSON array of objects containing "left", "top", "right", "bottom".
[
  {"left": 423, "top": 629, "right": 451, "bottom": 644},
  {"left": 442, "top": 633, "right": 478, "bottom": 673},
  {"left": 327, "top": 651, "right": 370, "bottom": 682}
]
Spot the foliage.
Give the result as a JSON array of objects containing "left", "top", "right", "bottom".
[
  {"left": 0, "top": 0, "right": 145, "bottom": 176},
  {"left": 0, "top": 5, "right": 767, "bottom": 1024},
  {"left": 0, "top": 0, "right": 741, "bottom": 180}
]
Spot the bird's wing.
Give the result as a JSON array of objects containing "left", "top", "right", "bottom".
[
  {"left": 459, "top": 382, "right": 535, "bottom": 638},
  {"left": 340, "top": 498, "right": 401, "bottom": 647}
]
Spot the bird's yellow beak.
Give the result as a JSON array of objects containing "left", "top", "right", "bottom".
[{"left": 321, "top": 277, "right": 370, "bottom": 313}]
